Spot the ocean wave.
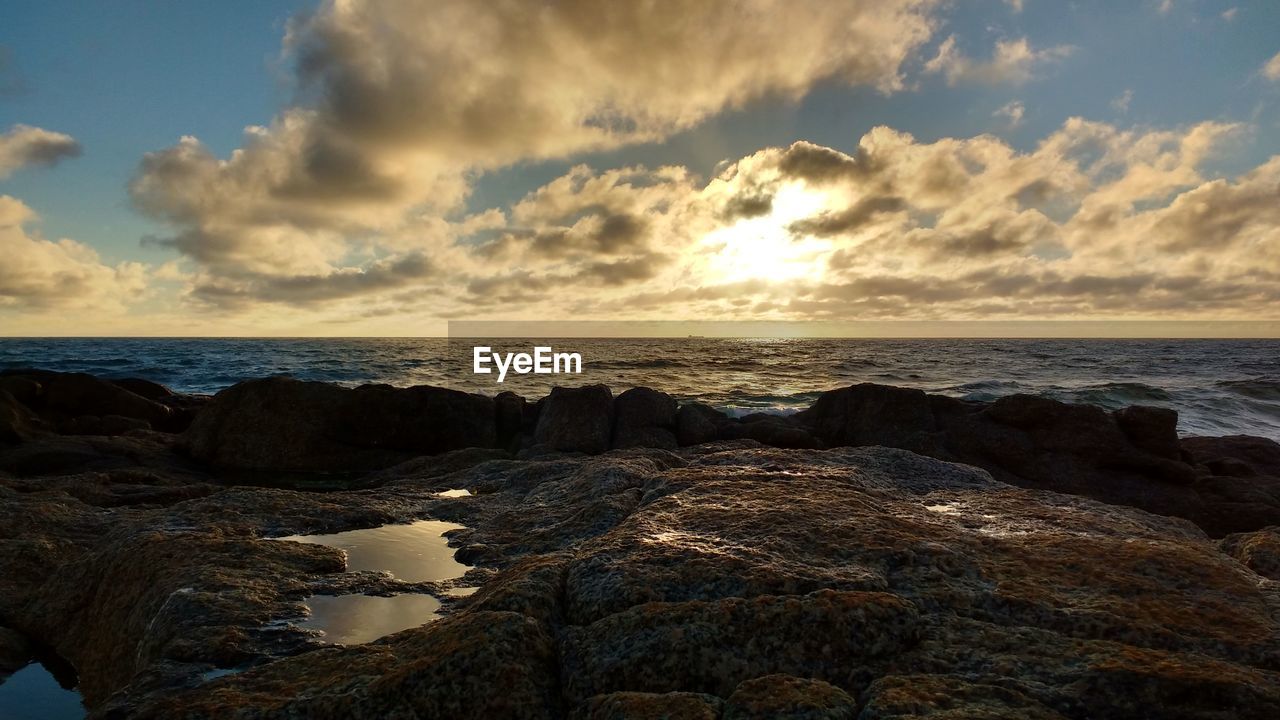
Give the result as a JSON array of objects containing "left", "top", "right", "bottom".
[{"left": 1216, "top": 378, "right": 1280, "bottom": 401}]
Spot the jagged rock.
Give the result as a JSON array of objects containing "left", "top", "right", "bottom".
[
  {"left": 183, "top": 377, "right": 497, "bottom": 472},
  {"left": 612, "top": 387, "right": 678, "bottom": 450},
  {"left": 723, "top": 675, "right": 858, "bottom": 719},
  {"left": 574, "top": 691, "right": 723, "bottom": 719},
  {"left": 534, "top": 385, "right": 614, "bottom": 454},
  {"left": 496, "top": 391, "right": 527, "bottom": 449},
  {"left": 675, "top": 402, "right": 728, "bottom": 446}
]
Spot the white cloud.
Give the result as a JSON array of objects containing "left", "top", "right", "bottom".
[
  {"left": 0, "top": 125, "right": 81, "bottom": 179},
  {"left": 1264, "top": 51, "right": 1280, "bottom": 81},
  {"left": 1111, "top": 89, "right": 1134, "bottom": 114},
  {"left": 994, "top": 100, "right": 1026, "bottom": 127},
  {"left": 131, "top": 0, "right": 941, "bottom": 309},
  {"left": 924, "top": 36, "right": 1073, "bottom": 86},
  {"left": 0, "top": 196, "right": 148, "bottom": 310},
  {"left": 1221, "top": 7, "right": 1238, "bottom": 21}
]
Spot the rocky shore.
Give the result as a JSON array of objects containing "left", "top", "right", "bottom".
[{"left": 2, "top": 369, "right": 1279, "bottom": 718}]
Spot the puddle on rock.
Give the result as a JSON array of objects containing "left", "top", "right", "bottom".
[
  {"left": 277, "top": 519, "right": 469, "bottom": 583},
  {"left": 276, "top": 520, "right": 476, "bottom": 644},
  {"left": 297, "top": 593, "right": 445, "bottom": 645},
  {"left": 0, "top": 662, "right": 85, "bottom": 720},
  {"left": 436, "top": 489, "right": 472, "bottom": 498}
]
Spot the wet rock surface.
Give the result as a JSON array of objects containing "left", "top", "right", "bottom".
[{"left": 2, "top": 373, "right": 1280, "bottom": 718}]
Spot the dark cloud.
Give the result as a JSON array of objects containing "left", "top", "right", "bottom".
[
  {"left": 0, "top": 125, "right": 82, "bottom": 179},
  {"left": 788, "top": 196, "right": 905, "bottom": 236}
]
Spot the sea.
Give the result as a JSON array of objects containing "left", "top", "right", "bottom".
[{"left": 2, "top": 337, "right": 1279, "bottom": 440}]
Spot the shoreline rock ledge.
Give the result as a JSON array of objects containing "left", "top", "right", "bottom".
[{"left": 1, "top": 370, "right": 1279, "bottom": 718}]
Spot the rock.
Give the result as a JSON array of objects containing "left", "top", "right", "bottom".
[
  {"left": 1, "top": 389, "right": 40, "bottom": 444},
  {"left": 561, "top": 590, "right": 919, "bottom": 703},
  {"left": 534, "top": 385, "right": 614, "bottom": 454},
  {"left": 573, "top": 691, "right": 723, "bottom": 720},
  {"left": 675, "top": 402, "right": 728, "bottom": 446},
  {"left": 1220, "top": 528, "right": 1280, "bottom": 581},
  {"left": 612, "top": 387, "right": 678, "bottom": 450},
  {"left": 182, "top": 377, "right": 497, "bottom": 472},
  {"left": 860, "top": 674, "right": 1068, "bottom": 719},
  {"left": 27, "top": 371, "right": 176, "bottom": 430},
  {"left": 111, "top": 378, "right": 177, "bottom": 402},
  {"left": 725, "top": 414, "right": 822, "bottom": 449},
  {"left": 1183, "top": 435, "right": 1280, "bottom": 478},
  {"left": 0, "top": 376, "right": 41, "bottom": 406},
  {"left": 495, "top": 391, "right": 527, "bottom": 450},
  {"left": 798, "top": 384, "right": 937, "bottom": 451},
  {"left": 0, "top": 626, "right": 32, "bottom": 675},
  {"left": 1113, "top": 406, "right": 1182, "bottom": 460},
  {"left": 796, "top": 385, "right": 1273, "bottom": 536},
  {"left": 724, "top": 675, "right": 858, "bottom": 719}
]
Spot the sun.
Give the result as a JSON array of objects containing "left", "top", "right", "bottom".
[{"left": 702, "top": 182, "right": 833, "bottom": 283}]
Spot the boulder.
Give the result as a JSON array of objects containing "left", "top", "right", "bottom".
[
  {"left": 724, "top": 675, "right": 858, "bottom": 720},
  {"left": 1182, "top": 435, "right": 1280, "bottom": 478},
  {"left": 534, "top": 385, "right": 614, "bottom": 454},
  {"left": 1220, "top": 528, "right": 1280, "bottom": 581},
  {"left": 675, "top": 402, "right": 729, "bottom": 446},
  {"left": 798, "top": 384, "right": 937, "bottom": 451},
  {"left": 36, "top": 371, "right": 175, "bottom": 429},
  {"left": 612, "top": 387, "right": 678, "bottom": 450},
  {"left": 725, "top": 414, "right": 822, "bottom": 449},
  {"left": 183, "top": 377, "right": 497, "bottom": 472},
  {"left": 1113, "top": 405, "right": 1182, "bottom": 460},
  {"left": 110, "top": 378, "right": 176, "bottom": 402}
]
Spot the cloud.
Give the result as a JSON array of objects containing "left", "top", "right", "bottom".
[
  {"left": 0, "top": 195, "right": 148, "bottom": 310},
  {"left": 1264, "top": 51, "right": 1280, "bottom": 81},
  {"left": 924, "top": 35, "right": 1073, "bottom": 86},
  {"left": 0, "top": 125, "right": 82, "bottom": 179},
  {"left": 1111, "top": 89, "right": 1134, "bottom": 114},
  {"left": 1221, "top": 7, "right": 1238, "bottom": 21},
  {"left": 131, "top": 0, "right": 941, "bottom": 309},
  {"left": 994, "top": 100, "right": 1026, "bottom": 127}
]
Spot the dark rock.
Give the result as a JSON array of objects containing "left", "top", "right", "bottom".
[
  {"left": 724, "top": 675, "right": 858, "bottom": 719},
  {"left": 798, "top": 384, "right": 937, "bottom": 451},
  {"left": 534, "top": 385, "right": 614, "bottom": 454},
  {"left": 182, "top": 377, "right": 497, "bottom": 472},
  {"left": 725, "top": 414, "right": 822, "bottom": 449},
  {"left": 574, "top": 691, "right": 722, "bottom": 719},
  {"left": 1113, "top": 406, "right": 1182, "bottom": 460},
  {"left": 1183, "top": 435, "right": 1280, "bottom": 478},
  {"left": 110, "top": 378, "right": 176, "bottom": 402},
  {"left": 676, "top": 402, "right": 729, "bottom": 446},
  {"left": 495, "top": 391, "right": 527, "bottom": 449},
  {"left": 860, "top": 674, "right": 1068, "bottom": 719},
  {"left": 0, "top": 376, "right": 41, "bottom": 406},
  {"left": 37, "top": 371, "right": 176, "bottom": 429},
  {"left": 612, "top": 387, "right": 678, "bottom": 450},
  {"left": 1, "top": 390, "right": 41, "bottom": 444},
  {"left": 0, "top": 626, "right": 32, "bottom": 676}
]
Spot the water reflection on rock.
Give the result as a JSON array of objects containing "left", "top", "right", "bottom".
[
  {"left": 277, "top": 519, "right": 469, "bottom": 583},
  {"left": 298, "top": 594, "right": 445, "bottom": 646}
]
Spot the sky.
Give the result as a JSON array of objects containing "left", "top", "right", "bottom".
[{"left": 2, "top": 0, "right": 1280, "bottom": 336}]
